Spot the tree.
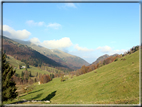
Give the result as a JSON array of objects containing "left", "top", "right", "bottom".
[
  {"left": 2, "top": 53, "right": 18, "bottom": 101},
  {"left": 28, "top": 78, "right": 33, "bottom": 84},
  {"left": 103, "top": 60, "right": 106, "bottom": 65},
  {"left": 60, "top": 74, "right": 64, "bottom": 82},
  {"left": 24, "top": 70, "right": 30, "bottom": 79},
  {"left": 26, "top": 63, "right": 29, "bottom": 68},
  {"left": 96, "top": 63, "right": 99, "bottom": 68},
  {"left": 34, "top": 78, "right": 37, "bottom": 82},
  {"left": 21, "top": 71, "right": 24, "bottom": 79},
  {"left": 50, "top": 73, "right": 54, "bottom": 80},
  {"left": 29, "top": 71, "right": 32, "bottom": 77},
  {"left": 18, "top": 64, "right": 21, "bottom": 69},
  {"left": 40, "top": 74, "right": 51, "bottom": 84}
]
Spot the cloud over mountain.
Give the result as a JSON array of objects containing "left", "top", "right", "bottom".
[
  {"left": 43, "top": 37, "right": 72, "bottom": 49},
  {"left": 75, "top": 44, "right": 94, "bottom": 52},
  {"left": 30, "top": 37, "right": 40, "bottom": 45},
  {"left": 3, "top": 25, "right": 31, "bottom": 40}
]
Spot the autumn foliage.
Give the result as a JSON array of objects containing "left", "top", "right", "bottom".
[
  {"left": 39, "top": 74, "right": 51, "bottom": 84},
  {"left": 72, "top": 45, "right": 140, "bottom": 76}
]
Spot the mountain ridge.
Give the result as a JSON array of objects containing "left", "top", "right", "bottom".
[
  {"left": 91, "top": 54, "right": 119, "bottom": 65},
  {"left": 12, "top": 37, "right": 89, "bottom": 70},
  {"left": 3, "top": 36, "right": 70, "bottom": 70}
]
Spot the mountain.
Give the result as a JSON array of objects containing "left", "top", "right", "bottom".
[
  {"left": 92, "top": 54, "right": 109, "bottom": 65},
  {"left": 92, "top": 54, "right": 119, "bottom": 65},
  {"left": 12, "top": 38, "right": 89, "bottom": 70},
  {"left": 3, "top": 36, "right": 69, "bottom": 70}
]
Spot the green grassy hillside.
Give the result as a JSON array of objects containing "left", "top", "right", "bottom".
[
  {"left": 4, "top": 50, "right": 140, "bottom": 104},
  {"left": 6, "top": 55, "right": 53, "bottom": 76}
]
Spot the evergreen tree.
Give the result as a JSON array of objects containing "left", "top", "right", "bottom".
[
  {"left": 2, "top": 53, "right": 18, "bottom": 101},
  {"left": 26, "top": 62, "right": 29, "bottom": 69},
  {"left": 29, "top": 71, "right": 32, "bottom": 77},
  {"left": 21, "top": 71, "right": 24, "bottom": 79}
]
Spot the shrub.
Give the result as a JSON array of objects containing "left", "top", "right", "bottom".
[
  {"left": 114, "top": 58, "right": 118, "bottom": 62},
  {"left": 61, "top": 76, "right": 68, "bottom": 82},
  {"left": 121, "top": 58, "right": 126, "bottom": 61}
]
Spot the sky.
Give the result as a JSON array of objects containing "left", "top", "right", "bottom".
[{"left": 2, "top": 2, "right": 140, "bottom": 64}]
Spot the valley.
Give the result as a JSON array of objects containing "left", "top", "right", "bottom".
[
  {"left": 2, "top": 42, "right": 140, "bottom": 105},
  {"left": 2, "top": 3, "right": 140, "bottom": 105}
]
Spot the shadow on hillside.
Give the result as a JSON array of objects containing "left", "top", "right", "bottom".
[
  {"left": 42, "top": 91, "right": 57, "bottom": 101},
  {"left": 31, "top": 93, "right": 43, "bottom": 100},
  {"left": 11, "top": 100, "right": 28, "bottom": 104},
  {"left": 11, "top": 93, "right": 43, "bottom": 104},
  {"left": 28, "top": 88, "right": 43, "bottom": 95},
  {"left": 20, "top": 88, "right": 43, "bottom": 97}
]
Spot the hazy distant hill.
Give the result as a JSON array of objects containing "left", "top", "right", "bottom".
[
  {"left": 3, "top": 36, "right": 69, "bottom": 69},
  {"left": 92, "top": 54, "right": 118, "bottom": 65},
  {"left": 92, "top": 54, "right": 109, "bottom": 65},
  {"left": 13, "top": 38, "right": 89, "bottom": 70}
]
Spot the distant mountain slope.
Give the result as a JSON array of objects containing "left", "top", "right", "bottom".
[
  {"left": 92, "top": 54, "right": 119, "bottom": 65},
  {"left": 13, "top": 38, "right": 89, "bottom": 70},
  {"left": 3, "top": 36, "right": 69, "bottom": 69},
  {"left": 6, "top": 54, "right": 64, "bottom": 77},
  {"left": 92, "top": 54, "right": 109, "bottom": 65}
]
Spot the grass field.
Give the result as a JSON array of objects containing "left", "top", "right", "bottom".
[
  {"left": 6, "top": 55, "right": 51, "bottom": 76},
  {"left": 3, "top": 50, "right": 140, "bottom": 105}
]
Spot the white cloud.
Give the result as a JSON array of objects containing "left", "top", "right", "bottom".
[
  {"left": 97, "top": 46, "right": 112, "bottom": 53},
  {"left": 26, "top": 20, "right": 61, "bottom": 29},
  {"left": 65, "top": 3, "right": 77, "bottom": 8},
  {"left": 30, "top": 37, "right": 40, "bottom": 45},
  {"left": 109, "top": 49, "right": 127, "bottom": 55},
  {"left": 26, "top": 20, "right": 44, "bottom": 26},
  {"left": 3, "top": 25, "right": 31, "bottom": 40},
  {"left": 96, "top": 45, "right": 127, "bottom": 55},
  {"left": 38, "top": 22, "right": 44, "bottom": 26},
  {"left": 42, "top": 37, "right": 72, "bottom": 49},
  {"left": 75, "top": 44, "right": 94, "bottom": 52},
  {"left": 46, "top": 23, "right": 61, "bottom": 29},
  {"left": 58, "top": 3, "right": 77, "bottom": 9}
]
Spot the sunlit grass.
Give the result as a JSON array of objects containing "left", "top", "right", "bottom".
[
  {"left": 6, "top": 55, "right": 50, "bottom": 76},
  {"left": 3, "top": 50, "right": 139, "bottom": 104}
]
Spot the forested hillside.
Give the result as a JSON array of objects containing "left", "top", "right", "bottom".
[
  {"left": 13, "top": 38, "right": 89, "bottom": 70},
  {"left": 3, "top": 36, "right": 69, "bottom": 71}
]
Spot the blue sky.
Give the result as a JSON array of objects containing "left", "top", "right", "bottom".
[{"left": 2, "top": 2, "right": 140, "bottom": 63}]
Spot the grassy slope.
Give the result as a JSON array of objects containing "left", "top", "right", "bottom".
[
  {"left": 6, "top": 55, "right": 50, "bottom": 76},
  {"left": 4, "top": 50, "right": 140, "bottom": 104}
]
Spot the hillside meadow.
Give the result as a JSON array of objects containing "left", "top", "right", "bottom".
[
  {"left": 3, "top": 50, "right": 140, "bottom": 105},
  {"left": 6, "top": 55, "right": 60, "bottom": 76}
]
